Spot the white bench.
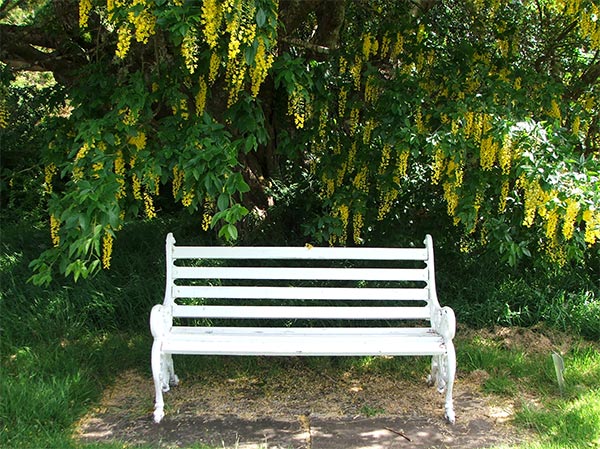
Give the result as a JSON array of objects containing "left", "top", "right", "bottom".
[{"left": 150, "top": 233, "right": 456, "bottom": 424}]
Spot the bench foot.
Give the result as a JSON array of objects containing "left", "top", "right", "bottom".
[{"left": 428, "top": 342, "right": 456, "bottom": 424}]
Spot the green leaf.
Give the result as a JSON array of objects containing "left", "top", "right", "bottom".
[
  {"left": 256, "top": 9, "right": 266, "bottom": 27},
  {"left": 217, "top": 193, "right": 230, "bottom": 211}
]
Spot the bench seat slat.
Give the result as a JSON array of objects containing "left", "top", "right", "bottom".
[
  {"left": 160, "top": 327, "right": 446, "bottom": 356},
  {"left": 173, "top": 266, "right": 428, "bottom": 281},
  {"left": 172, "top": 305, "right": 431, "bottom": 320},
  {"left": 172, "top": 246, "right": 428, "bottom": 261},
  {"left": 173, "top": 286, "right": 429, "bottom": 301}
]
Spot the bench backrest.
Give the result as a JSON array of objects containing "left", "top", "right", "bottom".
[{"left": 163, "top": 233, "right": 441, "bottom": 324}]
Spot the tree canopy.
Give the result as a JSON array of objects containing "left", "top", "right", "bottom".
[{"left": 1, "top": 0, "right": 598, "bottom": 283}]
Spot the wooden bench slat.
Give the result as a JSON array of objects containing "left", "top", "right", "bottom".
[
  {"left": 172, "top": 285, "right": 430, "bottom": 301},
  {"left": 161, "top": 327, "right": 446, "bottom": 356},
  {"left": 171, "top": 304, "right": 431, "bottom": 320},
  {"left": 172, "top": 266, "right": 428, "bottom": 281},
  {"left": 172, "top": 245, "right": 428, "bottom": 261}
]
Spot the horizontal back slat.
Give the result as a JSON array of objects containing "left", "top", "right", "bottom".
[
  {"left": 172, "top": 305, "right": 431, "bottom": 320},
  {"left": 173, "top": 286, "right": 429, "bottom": 301},
  {"left": 172, "top": 266, "right": 428, "bottom": 282},
  {"left": 172, "top": 246, "right": 428, "bottom": 261}
]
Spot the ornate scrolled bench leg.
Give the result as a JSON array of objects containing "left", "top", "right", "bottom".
[{"left": 151, "top": 340, "right": 165, "bottom": 423}]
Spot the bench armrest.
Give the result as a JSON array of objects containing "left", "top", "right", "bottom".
[
  {"left": 150, "top": 304, "right": 173, "bottom": 338},
  {"left": 431, "top": 306, "right": 456, "bottom": 341}
]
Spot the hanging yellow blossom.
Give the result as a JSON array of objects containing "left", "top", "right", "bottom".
[
  {"left": 44, "top": 163, "right": 57, "bottom": 194},
  {"left": 582, "top": 209, "right": 600, "bottom": 245},
  {"left": 562, "top": 198, "right": 580, "bottom": 240},
  {"left": 201, "top": 0, "right": 222, "bottom": 50},
  {"left": 353, "top": 211, "right": 364, "bottom": 244},
  {"left": 208, "top": 52, "right": 220, "bottom": 85},
  {"left": 79, "top": 0, "right": 92, "bottom": 29},
  {"left": 115, "top": 151, "right": 126, "bottom": 199},
  {"left": 50, "top": 215, "right": 61, "bottom": 247},
  {"left": 196, "top": 77, "right": 208, "bottom": 115},
  {"left": 132, "top": 174, "right": 142, "bottom": 200},
  {"left": 143, "top": 191, "right": 157, "bottom": 219},
  {"left": 116, "top": 25, "right": 133, "bottom": 59},
  {"left": 288, "top": 87, "right": 306, "bottom": 129},
  {"left": 181, "top": 30, "right": 199, "bottom": 74},
  {"left": 338, "top": 87, "right": 348, "bottom": 118},
  {"left": 127, "top": 131, "right": 146, "bottom": 151},
  {"left": 102, "top": 229, "right": 114, "bottom": 269},
  {"left": 250, "top": 39, "right": 274, "bottom": 97}
]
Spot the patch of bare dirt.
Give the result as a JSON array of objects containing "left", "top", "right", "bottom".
[{"left": 76, "top": 326, "right": 578, "bottom": 448}]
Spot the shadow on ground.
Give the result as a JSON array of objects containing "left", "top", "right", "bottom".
[{"left": 77, "top": 363, "right": 524, "bottom": 449}]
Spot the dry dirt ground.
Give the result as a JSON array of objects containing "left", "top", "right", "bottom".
[{"left": 76, "top": 326, "right": 568, "bottom": 449}]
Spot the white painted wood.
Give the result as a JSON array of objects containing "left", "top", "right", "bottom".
[
  {"left": 152, "top": 233, "right": 456, "bottom": 424},
  {"left": 172, "top": 245, "right": 428, "bottom": 261},
  {"left": 172, "top": 286, "right": 429, "bottom": 301},
  {"left": 171, "top": 305, "right": 431, "bottom": 320},
  {"left": 172, "top": 266, "right": 428, "bottom": 281}
]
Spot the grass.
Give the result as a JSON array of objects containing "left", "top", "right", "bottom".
[{"left": 1, "top": 214, "right": 599, "bottom": 449}]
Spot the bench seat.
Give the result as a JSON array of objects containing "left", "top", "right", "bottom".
[{"left": 161, "top": 326, "right": 448, "bottom": 356}]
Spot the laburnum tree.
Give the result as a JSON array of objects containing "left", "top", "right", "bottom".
[{"left": 0, "top": 0, "right": 598, "bottom": 284}]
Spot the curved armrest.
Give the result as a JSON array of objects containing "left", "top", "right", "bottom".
[
  {"left": 431, "top": 306, "right": 456, "bottom": 341},
  {"left": 150, "top": 304, "right": 172, "bottom": 338}
]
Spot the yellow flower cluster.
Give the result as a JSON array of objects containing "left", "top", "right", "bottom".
[
  {"left": 127, "top": 131, "right": 146, "bottom": 150},
  {"left": 224, "top": 0, "right": 257, "bottom": 105},
  {"left": 549, "top": 99, "right": 562, "bottom": 121},
  {"left": 364, "top": 76, "right": 379, "bottom": 104},
  {"left": 338, "top": 88, "right": 347, "bottom": 118},
  {"left": 202, "top": 195, "right": 214, "bottom": 231},
  {"left": 181, "top": 31, "right": 199, "bottom": 74},
  {"left": 415, "top": 106, "right": 425, "bottom": 133},
  {"left": 172, "top": 165, "right": 184, "bottom": 198},
  {"left": 394, "top": 150, "right": 410, "bottom": 182},
  {"left": 0, "top": 100, "right": 9, "bottom": 128},
  {"left": 50, "top": 215, "right": 61, "bottom": 247},
  {"left": 480, "top": 136, "right": 498, "bottom": 171},
  {"left": 288, "top": 87, "right": 306, "bottom": 129},
  {"left": 352, "top": 166, "right": 369, "bottom": 194},
  {"left": 339, "top": 56, "right": 347, "bottom": 75},
  {"left": 250, "top": 38, "right": 275, "bottom": 97},
  {"left": 181, "top": 190, "right": 194, "bottom": 207},
  {"left": 378, "top": 189, "right": 399, "bottom": 221},
  {"left": 115, "top": 150, "right": 126, "bottom": 199},
  {"left": 353, "top": 211, "right": 364, "bottom": 244},
  {"left": 128, "top": 1, "right": 156, "bottom": 44},
  {"left": 498, "top": 178, "right": 509, "bottom": 213},
  {"left": 378, "top": 144, "right": 391, "bottom": 175},
  {"left": 208, "top": 52, "right": 220, "bottom": 84},
  {"left": 443, "top": 181, "right": 459, "bottom": 222},
  {"left": 362, "top": 33, "right": 378, "bottom": 60},
  {"left": 116, "top": 25, "right": 132, "bottom": 59},
  {"left": 143, "top": 191, "right": 156, "bottom": 219},
  {"left": 196, "top": 77, "right": 208, "bottom": 115},
  {"left": 498, "top": 135, "right": 512, "bottom": 175},
  {"left": 562, "top": 198, "right": 580, "bottom": 240},
  {"left": 44, "top": 163, "right": 57, "bottom": 194},
  {"left": 580, "top": 3, "right": 600, "bottom": 50},
  {"left": 201, "top": 0, "right": 222, "bottom": 50},
  {"left": 337, "top": 204, "right": 349, "bottom": 245},
  {"left": 102, "top": 229, "right": 114, "bottom": 269},
  {"left": 349, "top": 108, "right": 360, "bottom": 136},
  {"left": 132, "top": 174, "right": 142, "bottom": 200},
  {"left": 521, "top": 178, "right": 544, "bottom": 227},
  {"left": 79, "top": 0, "right": 92, "bottom": 29},
  {"left": 389, "top": 33, "right": 403, "bottom": 60},
  {"left": 362, "top": 120, "right": 376, "bottom": 144},
  {"left": 321, "top": 174, "right": 335, "bottom": 198},
  {"left": 545, "top": 208, "right": 559, "bottom": 240},
  {"left": 350, "top": 57, "right": 362, "bottom": 90},
  {"left": 582, "top": 209, "right": 600, "bottom": 245},
  {"left": 431, "top": 147, "right": 445, "bottom": 185}
]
